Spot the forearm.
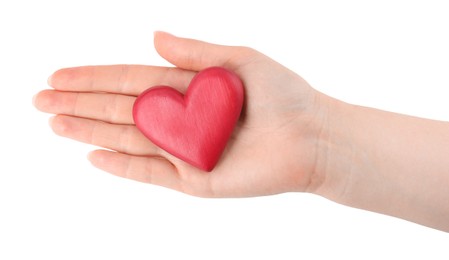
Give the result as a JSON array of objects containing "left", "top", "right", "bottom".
[{"left": 314, "top": 98, "right": 449, "bottom": 232}]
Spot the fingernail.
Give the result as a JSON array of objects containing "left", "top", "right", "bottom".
[
  {"left": 48, "top": 116, "right": 55, "bottom": 126},
  {"left": 87, "top": 151, "right": 94, "bottom": 162},
  {"left": 32, "top": 94, "right": 37, "bottom": 106},
  {"left": 47, "top": 75, "right": 53, "bottom": 86},
  {"left": 154, "top": 31, "right": 173, "bottom": 37}
]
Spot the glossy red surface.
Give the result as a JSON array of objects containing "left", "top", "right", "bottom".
[{"left": 133, "top": 67, "right": 244, "bottom": 171}]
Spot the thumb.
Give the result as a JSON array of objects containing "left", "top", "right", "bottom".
[{"left": 154, "top": 31, "right": 248, "bottom": 71}]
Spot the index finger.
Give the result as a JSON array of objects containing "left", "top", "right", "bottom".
[{"left": 48, "top": 65, "right": 196, "bottom": 96}]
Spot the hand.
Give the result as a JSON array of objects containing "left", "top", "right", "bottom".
[
  {"left": 33, "top": 32, "right": 449, "bottom": 231},
  {"left": 33, "top": 32, "right": 329, "bottom": 198}
]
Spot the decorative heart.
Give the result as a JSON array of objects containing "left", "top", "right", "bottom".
[{"left": 133, "top": 67, "right": 244, "bottom": 172}]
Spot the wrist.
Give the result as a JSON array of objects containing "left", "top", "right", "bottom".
[
  {"left": 297, "top": 87, "right": 449, "bottom": 231},
  {"left": 304, "top": 95, "right": 356, "bottom": 199}
]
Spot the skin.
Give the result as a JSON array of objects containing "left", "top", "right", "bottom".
[{"left": 34, "top": 32, "right": 449, "bottom": 232}]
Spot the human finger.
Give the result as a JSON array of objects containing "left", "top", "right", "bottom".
[
  {"left": 154, "top": 31, "right": 256, "bottom": 72},
  {"left": 50, "top": 115, "right": 158, "bottom": 156},
  {"left": 34, "top": 90, "right": 134, "bottom": 124},
  {"left": 88, "top": 149, "right": 182, "bottom": 191},
  {"left": 48, "top": 65, "right": 196, "bottom": 95}
]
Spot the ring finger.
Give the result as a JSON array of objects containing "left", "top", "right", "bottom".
[{"left": 50, "top": 115, "right": 159, "bottom": 156}]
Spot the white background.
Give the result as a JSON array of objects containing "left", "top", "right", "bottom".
[{"left": 1, "top": 0, "right": 448, "bottom": 259}]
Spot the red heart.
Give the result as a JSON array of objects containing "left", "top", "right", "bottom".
[{"left": 133, "top": 67, "right": 244, "bottom": 171}]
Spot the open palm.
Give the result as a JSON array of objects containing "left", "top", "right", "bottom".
[{"left": 34, "top": 32, "right": 327, "bottom": 197}]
